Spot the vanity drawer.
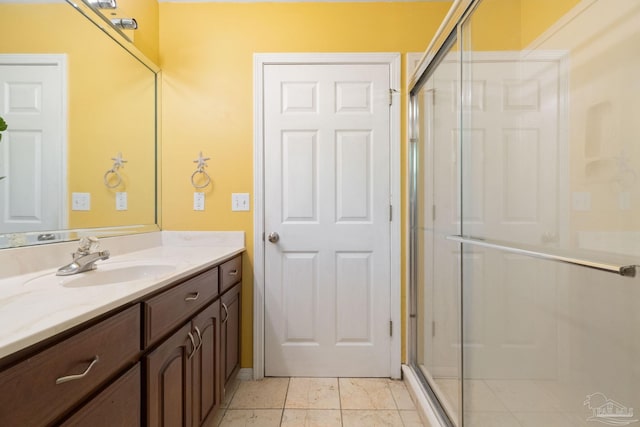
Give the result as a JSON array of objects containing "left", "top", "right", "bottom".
[
  {"left": 0, "top": 305, "right": 140, "bottom": 427},
  {"left": 220, "top": 255, "right": 242, "bottom": 294},
  {"left": 144, "top": 267, "right": 219, "bottom": 346}
]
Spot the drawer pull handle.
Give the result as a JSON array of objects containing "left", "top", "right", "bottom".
[
  {"left": 194, "top": 326, "right": 203, "bottom": 353},
  {"left": 187, "top": 332, "right": 197, "bottom": 359},
  {"left": 222, "top": 303, "right": 229, "bottom": 324},
  {"left": 56, "top": 355, "right": 99, "bottom": 385},
  {"left": 185, "top": 292, "right": 200, "bottom": 301},
  {"left": 228, "top": 269, "right": 238, "bottom": 276}
]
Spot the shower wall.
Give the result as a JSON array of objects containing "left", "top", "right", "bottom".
[{"left": 410, "top": 1, "right": 640, "bottom": 426}]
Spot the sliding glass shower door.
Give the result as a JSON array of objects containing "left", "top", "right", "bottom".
[
  {"left": 410, "top": 1, "right": 640, "bottom": 426},
  {"left": 410, "top": 36, "right": 462, "bottom": 426}
]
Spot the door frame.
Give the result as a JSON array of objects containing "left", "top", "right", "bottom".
[{"left": 253, "top": 53, "right": 401, "bottom": 379}]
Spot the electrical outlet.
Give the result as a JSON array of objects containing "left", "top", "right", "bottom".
[
  {"left": 194, "top": 192, "right": 205, "bottom": 211},
  {"left": 231, "top": 193, "right": 250, "bottom": 211},
  {"left": 72, "top": 192, "right": 91, "bottom": 211},
  {"left": 116, "top": 192, "right": 128, "bottom": 211}
]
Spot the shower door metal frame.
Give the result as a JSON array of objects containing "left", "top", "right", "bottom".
[{"left": 408, "top": 1, "right": 475, "bottom": 426}]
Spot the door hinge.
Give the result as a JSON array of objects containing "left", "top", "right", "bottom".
[
  {"left": 389, "top": 205, "right": 393, "bottom": 222},
  {"left": 390, "top": 320, "right": 393, "bottom": 337},
  {"left": 432, "top": 204, "right": 436, "bottom": 221},
  {"left": 388, "top": 88, "right": 398, "bottom": 106},
  {"left": 262, "top": 232, "right": 265, "bottom": 242},
  {"left": 432, "top": 321, "right": 436, "bottom": 337}
]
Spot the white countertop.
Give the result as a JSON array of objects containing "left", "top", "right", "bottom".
[{"left": 0, "top": 231, "right": 245, "bottom": 361}]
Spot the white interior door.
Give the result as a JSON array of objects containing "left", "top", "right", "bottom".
[
  {"left": 0, "top": 55, "right": 66, "bottom": 233},
  {"left": 264, "top": 62, "right": 392, "bottom": 377}
]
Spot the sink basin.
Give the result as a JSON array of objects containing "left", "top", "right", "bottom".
[{"left": 24, "top": 262, "right": 176, "bottom": 288}]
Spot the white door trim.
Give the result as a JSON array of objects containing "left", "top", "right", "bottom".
[
  {"left": 254, "top": 52, "right": 401, "bottom": 379},
  {"left": 0, "top": 53, "right": 68, "bottom": 230}
]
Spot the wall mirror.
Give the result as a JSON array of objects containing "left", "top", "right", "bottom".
[{"left": 0, "top": 0, "right": 158, "bottom": 249}]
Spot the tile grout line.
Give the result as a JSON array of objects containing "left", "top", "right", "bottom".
[
  {"left": 278, "top": 377, "right": 291, "bottom": 426},
  {"left": 338, "top": 377, "right": 344, "bottom": 427}
]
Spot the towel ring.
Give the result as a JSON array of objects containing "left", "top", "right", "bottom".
[
  {"left": 104, "top": 152, "right": 127, "bottom": 189},
  {"left": 191, "top": 152, "right": 212, "bottom": 189},
  {"left": 191, "top": 168, "right": 211, "bottom": 189},
  {"left": 104, "top": 168, "right": 122, "bottom": 189}
]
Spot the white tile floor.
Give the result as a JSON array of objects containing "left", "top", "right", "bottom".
[
  {"left": 433, "top": 378, "right": 595, "bottom": 427},
  {"left": 215, "top": 377, "right": 425, "bottom": 426}
]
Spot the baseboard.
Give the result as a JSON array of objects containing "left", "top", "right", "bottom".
[
  {"left": 237, "top": 368, "right": 253, "bottom": 381},
  {"left": 402, "top": 364, "right": 446, "bottom": 427}
]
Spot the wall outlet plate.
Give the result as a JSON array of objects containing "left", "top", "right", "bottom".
[
  {"left": 194, "top": 192, "right": 205, "bottom": 211},
  {"left": 116, "top": 192, "right": 128, "bottom": 211},
  {"left": 232, "top": 193, "right": 250, "bottom": 211},
  {"left": 72, "top": 192, "right": 91, "bottom": 211}
]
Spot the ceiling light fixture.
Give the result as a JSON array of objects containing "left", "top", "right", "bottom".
[
  {"left": 89, "top": 0, "right": 117, "bottom": 9},
  {"left": 111, "top": 18, "right": 138, "bottom": 30}
]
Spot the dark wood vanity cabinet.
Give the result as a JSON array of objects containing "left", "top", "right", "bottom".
[
  {"left": 145, "top": 300, "right": 222, "bottom": 427},
  {"left": 60, "top": 363, "right": 142, "bottom": 427},
  {"left": 221, "top": 283, "right": 241, "bottom": 385},
  {"left": 191, "top": 301, "right": 222, "bottom": 426},
  {"left": 0, "top": 305, "right": 141, "bottom": 426},
  {"left": 145, "top": 322, "right": 194, "bottom": 426},
  {"left": 219, "top": 256, "right": 243, "bottom": 402},
  {"left": 0, "top": 253, "right": 242, "bottom": 427}
]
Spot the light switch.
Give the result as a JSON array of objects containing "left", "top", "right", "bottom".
[
  {"left": 232, "top": 193, "right": 250, "bottom": 211},
  {"left": 194, "top": 192, "right": 205, "bottom": 211},
  {"left": 72, "top": 192, "right": 91, "bottom": 211},
  {"left": 116, "top": 192, "right": 128, "bottom": 211}
]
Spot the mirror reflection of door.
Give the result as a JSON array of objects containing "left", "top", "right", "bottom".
[{"left": 0, "top": 54, "right": 67, "bottom": 234}]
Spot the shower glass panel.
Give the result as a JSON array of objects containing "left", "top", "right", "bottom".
[
  {"left": 459, "top": 0, "right": 640, "bottom": 426},
  {"left": 411, "top": 37, "right": 461, "bottom": 426}
]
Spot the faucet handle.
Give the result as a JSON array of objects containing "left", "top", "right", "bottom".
[{"left": 77, "top": 236, "right": 100, "bottom": 255}]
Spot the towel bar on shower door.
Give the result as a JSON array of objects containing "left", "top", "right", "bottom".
[{"left": 446, "top": 235, "right": 639, "bottom": 278}]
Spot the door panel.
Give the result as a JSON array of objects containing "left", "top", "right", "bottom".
[{"left": 264, "top": 63, "right": 391, "bottom": 377}]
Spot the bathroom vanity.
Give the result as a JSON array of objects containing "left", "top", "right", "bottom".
[{"left": 0, "top": 232, "right": 244, "bottom": 426}]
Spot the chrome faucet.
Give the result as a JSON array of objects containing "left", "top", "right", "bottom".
[{"left": 57, "top": 236, "right": 110, "bottom": 276}]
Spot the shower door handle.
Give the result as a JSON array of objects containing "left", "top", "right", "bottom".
[
  {"left": 447, "top": 235, "right": 639, "bottom": 278},
  {"left": 267, "top": 232, "right": 280, "bottom": 243}
]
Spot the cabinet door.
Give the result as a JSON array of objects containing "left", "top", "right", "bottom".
[
  {"left": 61, "top": 363, "right": 141, "bottom": 427},
  {"left": 221, "top": 284, "right": 241, "bottom": 385},
  {"left": 146, "top": 323, "right": 194, "bottom": 427},
  {"left": 191, "top": 300, "right": 221, "bottom": 427}
]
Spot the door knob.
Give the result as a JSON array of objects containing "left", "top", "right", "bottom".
[{"left": 268, "top": 232, "right": 280, "bottom": 243}]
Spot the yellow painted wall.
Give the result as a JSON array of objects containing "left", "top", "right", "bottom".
[
  {"left": 119, "top": 0, "right": 160, "bottom": 64},
  {"left": 464, "top": 0, "right": 581, "bottom": 50},
  {"left": 0, "top": 4, "right": 156, "bottom": 230},
  {"left": 159, "top": 1, "right": 452, "bottom": 367},
  {"left": 521, "top": 0, "right": 581, "bottom": 46}
]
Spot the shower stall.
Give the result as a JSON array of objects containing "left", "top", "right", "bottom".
[{"left": 408, "top": 0, "right": 640, "bottom": 426}]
